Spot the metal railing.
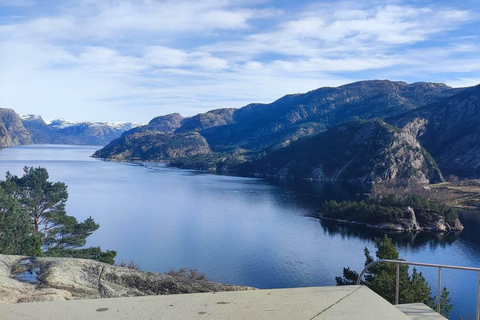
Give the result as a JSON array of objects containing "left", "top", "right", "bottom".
[{"left": 356, "top": 259, "right": 480, "bottom": 320}]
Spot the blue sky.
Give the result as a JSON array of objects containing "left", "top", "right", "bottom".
[{"left": 0, "top": 0, "right": 479, "bottom": 123}]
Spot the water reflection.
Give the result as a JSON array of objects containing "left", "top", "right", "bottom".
[{"left": 1, "top": 145, "right": 479, "bottom": 319}]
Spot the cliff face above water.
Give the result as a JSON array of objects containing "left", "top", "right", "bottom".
[
  {"left": 93, "top": 80, "right": 478, "bottom": 183},
  {"left": 238, "top": 119, "right": 443, "bottom": 184},
  {"left": 391, "top": 84, "right": 480, "bottom": 178},
  {"left": 0, "top": 109, "right": 33, "bottom": 147},
  {"left": 0, "top": 255, "right": 252, "bottom": 304}
]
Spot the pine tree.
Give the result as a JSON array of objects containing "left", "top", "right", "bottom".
[
  {"left": 336, "top": 235, "right": 451, "bottom": 318},
  {"left": 0, "top": 167, "right": 116, "bottom": 264}
]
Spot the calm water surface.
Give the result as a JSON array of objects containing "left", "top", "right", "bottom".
[{"left": 1, "top": 145, "right": 479, "bottom": 319}]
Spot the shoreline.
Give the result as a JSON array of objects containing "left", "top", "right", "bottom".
[{"left": 318, "top": 216, "right": 463, "bottom": 234}]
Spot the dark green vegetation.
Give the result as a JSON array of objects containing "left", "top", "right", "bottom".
[
  {"left": 93, "top": 131, "right": 211, "bottom": 161},
  {"left": 92, "top": 80, "right": 480, "bottom": 184},
  {"left": 337, "top": 236, "right": 452, "bottom": 318},
  {"left": 0, "top": 167, "right": 116, "bottom": 264},
  {"left": 322, "top": 195, "right": 458, "bottom": 226},
  {"left": 237, "top": 119, "right": 442, "bottom": 183}
]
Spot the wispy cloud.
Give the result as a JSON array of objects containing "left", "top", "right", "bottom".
[{"left": 0, "top": 0, "right": 478, "bottom": 122}]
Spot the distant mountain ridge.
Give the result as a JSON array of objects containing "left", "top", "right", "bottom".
[
  {"left": 0, "top": 110, "right": 141, "bottom": 147},
  {"left": 22, "top": 115, "right": 142, "bottom": 146}
]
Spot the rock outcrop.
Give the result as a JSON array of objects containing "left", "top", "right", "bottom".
[
  {"left": 0, "top": 255, "right": 253, "bottom": 304},
  {"left": 0, "top": 109, "right": 33, "bottom": 147},
  {"left": 239, "top": 119, "right": 444, "bottom": 184},
  {"left": 321, "top": 206, "right": 463, "bottom": 233},
  {"left": 391, "top": 84, "right": 480, "bottom": 178}
]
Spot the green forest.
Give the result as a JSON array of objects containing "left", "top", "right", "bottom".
[{"left": 321, "top": 194, "right": 459, "bottom": 226}]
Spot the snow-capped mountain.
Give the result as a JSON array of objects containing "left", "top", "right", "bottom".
[{"left": 21, "top": 114, "right": 143, "bottom": 146}]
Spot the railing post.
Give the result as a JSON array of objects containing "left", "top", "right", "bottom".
[
  {"left": 395, "top": 264, "right": 399, "bottom": 305},
  {"left": 477, "top": 271, "right": 479, "bottom": 320},
  {"left": 437, "top": 267, "right": 441, "bottom": 314},
  {"left": 356, "top": 259, "right": 480, "bottom": 315}
]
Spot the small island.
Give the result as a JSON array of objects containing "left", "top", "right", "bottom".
[{"left": 320, "top": 194, "right": 464, "bottom": 233}]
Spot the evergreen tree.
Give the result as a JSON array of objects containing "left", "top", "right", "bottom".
[
  {"left": 0, "top": 167, "right": 116, "bottom": 264},
  {"left": 336, "top": 235, "right": 452, "bottom": 318},
  {"left": 0, "top": 188, "right": 42, "bottom": 256}
]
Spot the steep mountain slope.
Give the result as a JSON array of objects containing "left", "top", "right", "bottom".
[
  {"left": 391, "top": 84, "right": 480, "bottom": 178},
  {"left": 21, "top": 116, "right": 140, "bottom": 146},
  {"left": 0, "top": 109, "right": 33, "bottom": 147},
  {"left": 237, "top": 119, "right": 443, "bottom": 184},
  {"left": 20, "top": 115, "right": 53, "bottom": 144},
  {"left": 96, "top": 80, "right": 457, "bottom": 161},
  {"left": 92, "top": 80, "right": 470, "bottom": 183},
  {"left": 201, "top": 80, "right": 457, "bottom": 150}
]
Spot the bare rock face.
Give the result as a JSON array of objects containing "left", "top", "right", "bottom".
[
  {"left": 0, "top": 255, "right": 253, "bottom": 304},
  {"left": 240, "top": 119, "right": 444, "bottom": 184},
  {"left": 391, "top": 84, "right": 480, "bottom": 178},
  {"left": 424, "top": 217, "right": 464, "bottom": 233},
  {"left": 0, "top": 109, "right": 33, "bottom": 147}
]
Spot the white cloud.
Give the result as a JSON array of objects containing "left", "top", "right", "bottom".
[
  {"left": 145, "top": 46, "right": 228, "bottom": 70},
  {"left": 446, "top": 78, "right": 480, "bottom": 88},
  {"left": 0, "top": 0, "right": 478, "bottom": 122}
]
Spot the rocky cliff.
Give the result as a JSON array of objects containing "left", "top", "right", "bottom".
[
  {"left": 238, "top": 119, "right": 443, "bottom": 184},
  {"left": 391, "top": 84, "right": 480, "bottom": 178},
  {"left": 0, "top": 109, "right": 33, "bottom": 147},
  {"left": 94, "top": 80, "right": 457, "bottom": 173},
  {"left": 0, "top": 255, "right": 252, "bottom": 304},
  {"left": 321, "top": 206, "right": 464, "bottom": 233}
]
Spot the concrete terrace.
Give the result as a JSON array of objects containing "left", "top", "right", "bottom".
[{"left": 0, "top": 286, "right": 445, "bottom": 320}]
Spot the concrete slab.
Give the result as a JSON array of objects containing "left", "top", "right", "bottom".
[
  {"left": 396, "top": 303, "right": 447, "bottom": 320},
  {"left": 0, "top": 286, "right": 411, "bottom": 320},
  {"left": 312, "top": 286, "right": 410, "bottom": 320}
]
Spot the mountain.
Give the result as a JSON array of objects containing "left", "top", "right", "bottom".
[
  {"left": 94, "top": 80, "right": 462, "bottom": 184},
  {"left": 237, "top": 119, "right": 443, "bottom": 184},
  {"left": 201, "top": 80, "right": 458, "bottom": 151},
  {"left": 93, "top": 131, "right": 211, "bottom": 161},
  {"left": 0, "top": 109, "right": 33, "bottom": 147},
  {"left": 390, "top": 84, "right": 480, "bottom": 178},
  {"left": 21, "top": 115, "right": 141, "bottom": 146},
  {"left": 124, "top": 113, "right": 184, "bottom": 136}
]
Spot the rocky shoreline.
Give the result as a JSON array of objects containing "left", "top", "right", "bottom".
[
  {"left": 0, "top": 255, "right": 253, "bottom": 304},
  {"left": 319, "top": 206, "right": 464, "bottom": 233}
]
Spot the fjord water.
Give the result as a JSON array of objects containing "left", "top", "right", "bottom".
[{"left": 1, "top": 145, "right": 479, "bottom": 318}]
